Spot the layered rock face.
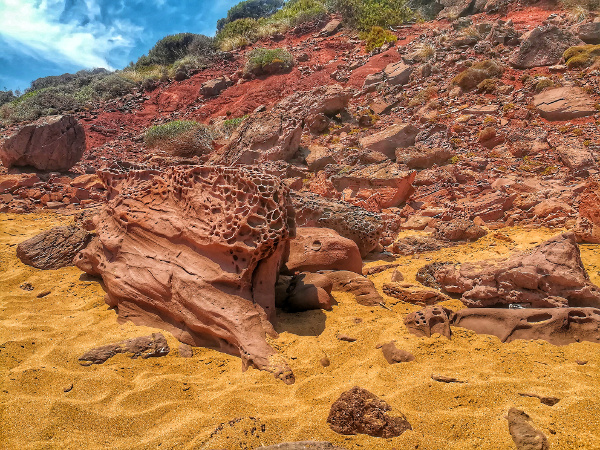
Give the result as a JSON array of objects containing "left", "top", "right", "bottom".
[
  {"left": 509, "top": 25, "right": 582, "bottom": 69},
  {"left": 75, "top": 165, "right": 296, "bottom": 383},
  {"left": 430, "top": 233, "right": 600, "bottom": 308},
  {"left": 0, "top": 115, "right": 85, "bottom": 171}
]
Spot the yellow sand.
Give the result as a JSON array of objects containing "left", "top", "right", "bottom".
[{"left": 1, "top": 212, "right": 599, "bottom": 449}]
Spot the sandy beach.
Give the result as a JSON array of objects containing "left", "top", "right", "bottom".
[{"left": 2, "top": 212, "right": 599, "bottom": 449}]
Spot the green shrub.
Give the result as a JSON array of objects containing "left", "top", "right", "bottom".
[
  {"left": 359, "top": 26, "right": 397, "bottom": 52},
  {"left": 136, "top": 33, "right": 216, "bottom": 68},
  {"left": 144, "top": 120, "right": 215, "bottom": 157},
  {"left": 269, "top": 0, "right": 328, "bottom": 25},
  {"left": 216, "top": 0, "right": 328, "bottom": 50},
  {"left": 327, "top": 0, "right": 413, "bottom": 30},
  {"left": 216, "top": 18, "right": 261, "bottom": 43},
  {"left": 452, "top": 60, "right": 503, "bottom": 90},
  {"left": 477, "top": 78, "right": 498, "bottom": 93},
  {"left": 220, "top": 115, "right": 249, "bottom": 137},
  {"left": 0, "top": 90, "right": 16, "bottom": 107},
  {"left": 534, "top": 77, "right": 554, "bottom": 92},
  {"left": 564, "top": 44, "right": 600, "bottom": 69},
  {"left": 0, "top": 87, "right": 80, "bottom": 123},
  {"left": 75, "top": 74, "right": 136, "bottom": 102},
  {"left": 217, "top": 0, "right": 284, "bottom": 31},
  {"left": 244, "top": 48, "right": 295, "bottom": 76}
]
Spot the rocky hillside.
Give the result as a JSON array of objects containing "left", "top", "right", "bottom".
[{"left": 2, "top": 0, "right": 600, "bottom": 448}]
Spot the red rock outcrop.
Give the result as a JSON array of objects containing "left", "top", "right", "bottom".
[
  {"left": 0, "top": 115, "right": 85, "bottom": 171},
  {"left": 319, "top": 270, "right": 383, "bottom": 306},
  {"left": 575, "top": 181, "right": 600, "bottom": 243},
  {"left": 533, "top": 87, "right": 597, "bottom": 121},
  {"left": 284, "top": 227, "right": 363, "bottom": 274},
  {"left": 403, "top": 306, "right": 454, "bottom": 338},
  {"left": 327, "top": 387, "right": 412, "bottom": 437},
  {"left": 330, "top": 162, "right": 415, "bottom": 212},
  {"left": 432, "top": 233, "right": 600, "bottom": 308},
  {"left": 74, "top": 165, "right": 296, "bottom": 383}
]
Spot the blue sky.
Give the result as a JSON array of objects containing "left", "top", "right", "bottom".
[{"left": 0, "top": 0, "right": 240, "bottom": 92}]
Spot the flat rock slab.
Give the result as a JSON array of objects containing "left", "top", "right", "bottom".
[
  {"left": 17, "top": 225, "right": 92, "bottom": 270},
  {"left": 533, "top": 87, "right": 597, "bottom": 121}
]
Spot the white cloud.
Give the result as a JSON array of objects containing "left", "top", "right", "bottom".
[{"left": 0, "top": 0, "right": 141, "bottom": 70}]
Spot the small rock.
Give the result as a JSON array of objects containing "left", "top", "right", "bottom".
[
  {"left": 431, "top": 374, "right": 466, "bottom": 383},
  {"left": 518, "top": 392, "right": 560, "bottom": 406},
  {"left": 178, "top": 343, "right": 193, "bottom": 358},
  {"left": 79, "top": 333, "right": 170, "bottom": 365},
  {"left": 36, "top": 290, "right": 51, "bottom": 298},
  {"left": 377, "top": 341, "right": 415, "bottom": 364},
  {"left": 507, "top": 408, "right": 549, "bottom": 450},
  {"left": 337, "top": 334, "right": 357, "bottom": 342},
  {"left": 20, "top": 282, "right": 34, "bottom": 291}
]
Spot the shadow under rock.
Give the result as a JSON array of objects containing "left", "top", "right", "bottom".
[{"left": 275, "top": 308, "right": 327, "bottom": 336}]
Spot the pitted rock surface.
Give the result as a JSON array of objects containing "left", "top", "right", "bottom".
[
  {"left": 292, "top": 192, "right": 384, "bottom": 257},
  {"left": 75, "top": 165, "right": 296, "bottom": 384}
]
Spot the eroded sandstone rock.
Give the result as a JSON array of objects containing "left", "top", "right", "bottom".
[
  {"left": 359, "top": 123, "right": 419, "bottom": 160},
  {"left": 17, "top": 225, "right": 92, "bottom": 270},
  {"left": 327, "top": 387, "right": 412, "bottom": 437},
  {"left": 284, "top": 227, "right": 362, "bottom": 274},
  {"left": 405, "top": 306, "right": 600, "bottom": 345},
  {"left": 319, "top": 270, "right": 383, "bottom": 306},
  {"left": 433, "top": 233, "right": 600, "bottom": 308},
  {"left": 0, "top": 115, "right": 85, "bottom": 171},
  {"left": 79, "top": 333, "right": 170, "bottom": 365},
  {"left": 383, "top": 283, "right": 451, "bottom": 305},
  {"left": 75, "top": 165, "right": 296, "bottom": 383}
]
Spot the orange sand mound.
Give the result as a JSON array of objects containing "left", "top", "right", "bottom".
[{"left": 1, "top": 212, "right": 599, "bottom": 449}]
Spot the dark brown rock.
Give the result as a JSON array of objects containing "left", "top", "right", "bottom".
[
  {"left": 518, "top": 393, "right": 560, "bottom": 406},
  {"left": 79, "top": 333, "right": 170, "bottom": 365},
  {"left": 434, "top": 219, "right": 487, "bottom": 242},
  {"left": 507, "top": 408, "right": 549, "bottom": 450},
  {"left": 17, "top": 225, "right": 92, "bottom": 270},
  {"left": 327, "top": 387, "right": 412, "bottom": 437},
  {"left": 0, "top": 115, "right": 85, "bottom": 171},
  {"left": 75, "top": 166, "right": 296, "bottom": 384}
]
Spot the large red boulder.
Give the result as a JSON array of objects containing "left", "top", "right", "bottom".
[
  {"left": 0, "top": 115, "right": 85, "bottom": 171},
  {"left": 427, "top": 233, "right": 600, "bottom": 308},
  {"left": 75, "top": 165, "right": 296, "bottom": 384},
  {"left": 284, "top": 227, "right": 362, "bottom": 274}
]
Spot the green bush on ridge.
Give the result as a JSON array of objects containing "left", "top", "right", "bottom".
[{"left": 144, "top": 120, "right": 215, "bottom": 157}]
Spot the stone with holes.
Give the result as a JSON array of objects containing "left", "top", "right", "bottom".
[
  {"left": 404, "top": 306, "right": 454, "bottom": 338},
  {"left": 75, "top": 165, "right": 296, "bottom": 384}
]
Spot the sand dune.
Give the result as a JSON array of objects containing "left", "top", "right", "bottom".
[{"left": 1, "top": 212, "right": 599, "bottom": 449}]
